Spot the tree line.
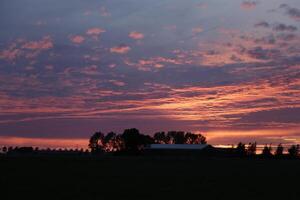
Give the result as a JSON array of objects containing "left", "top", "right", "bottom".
[
  {"left": 88, "top": 128, "right": 207, "bottom": 153},
  {"left": 236, "top": 142, "right": 299, "bottom": 158}
]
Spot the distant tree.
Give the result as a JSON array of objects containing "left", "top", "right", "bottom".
[
  {"left": 89, "top": 131, "right": 105, "bottom": 153},
  {"left": 121, "top": 128, "right": 152, "bottom": 152},
  {"left": 288, "top": 145, "right": 299, "bottom": 158},
  {"left": 2, "top": 146, "right": 7, "bottom": 153},
  {"left": 153, "top": 132, "right": 168, "bottom": 144},
  {"left": 275, "top": 144, "right": 284, "bottom": 156},
  {"left": 262, "top": 144, "right": 272, "bottom": 157},
  {"left": 236, "top": 142, "right": 246, "bottom": 156},
  {"left": 247, "top": 142, "right": 257, "bottom": 156},
  {"left": 184, "top": 132, "right": 207, "bottom": 144},
  {"left": 8, "top": 146, "right": 13, "bottom": 152}
]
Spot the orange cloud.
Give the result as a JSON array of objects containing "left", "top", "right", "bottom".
[
  {"left": 110, "top": 45, "right": 131, "bottom": 54},
  {"left": 129, "top": 31, "right": 144, "bottom": 40}
]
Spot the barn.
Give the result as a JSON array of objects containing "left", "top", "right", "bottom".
[
  {"left": 149, "top": 144, "right": 209, "bottom": 150},
  {"left": 143, "top": 144, "right": 213, "bottom": 156}
]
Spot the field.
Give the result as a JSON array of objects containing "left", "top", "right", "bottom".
[{"left": 1, "top": 156, "right": 300, "bottom": 200}]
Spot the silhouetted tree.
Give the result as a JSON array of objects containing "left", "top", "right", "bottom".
[
  {"left": 2, "top": 146, "right": 7, "bottom": 153},
  {"left": 247, "top": 142, "right": 257, "bottom": 156},
  {"left": 236, "top": 142, "right": 246, "bottom": 156},
  {"left": 275, "top": 144, "right": 284, "bottom": 157},
  {"left": 121, "top": 128, "right": 152, "bottom": 152},
  {"left": 104, "top": 132, "right": 124, "bottom": 152},
  {"left": 262, "top": 144, "right": 272, "bottom": 157},
  {"left": 167, "top": 131, "right": 185, "bottom": 144},
  {"left": 288, "top": 145, "right": 299, "bottom": 158},
  {"left": 153, "top": 132, "right": 168, "bottom": 144},
  {"left": 89, "top": 131, "right": 105, "bottom": 153},
  {"left": 184, "top": 132, "right": 207, "bottom": 144}
]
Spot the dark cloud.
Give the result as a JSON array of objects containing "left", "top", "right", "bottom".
[
  {"left": 254, "top": 21, "right": 270, "bottom": 28},
  {"left": 273, "top": 23, "right": 297, "bottom": 32},
  {"left": 279, "top": 4, "right": 300, "bottom": 21},
  {"left": 237, "top": 107, "right": 300, "bottom": 124},
  {"left": 247, "top": 47, "right": 281, "bottom": 60}
]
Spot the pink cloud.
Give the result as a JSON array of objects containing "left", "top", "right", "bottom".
[
  {"left": 109, "top": 80, "right": 126, "bottom": 86},
  {"left": 110, "top": 45, "right": 131, "bottom": 54},
  {"left": 69, "top": 35, "right": 85, "bottom": 44},
  {"left": 129, "top": 31, "right": 144, "bottom": 40},
  {"left": 86, "top": 27, "right": 106, "bottom": 35},
  {"left": 22, "top": 36, "right": 53, "bottom": 50},
  {"left": 196, "top": 3, "right": 208, "bottom": 9},
  {"left": 192, "top": 27, "right": 204, "bottom": 34},
  {"left": 0, "top": 48, "right": 21, "bottom": 61},
  {"left": 241, "top": 1, "right": 257, "bottom": 10},
  {"left": 100, "top": 6, "right": 111, "bottom": 17}
]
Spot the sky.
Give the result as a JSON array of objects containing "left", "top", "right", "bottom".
[{"left": 0, "top": 0, "right": 300, "bottom": 148}]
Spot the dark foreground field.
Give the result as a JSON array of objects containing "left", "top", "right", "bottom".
[{"left": 1, "top": 156, "right": 300, "bottom": 200}]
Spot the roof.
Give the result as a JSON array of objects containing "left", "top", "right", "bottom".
[{"left": 148, "top": 144, "right": 208, "bottom": 150}]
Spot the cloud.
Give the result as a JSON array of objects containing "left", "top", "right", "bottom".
[
  {"left": 22, "top": 36, "right": 53, "bottom": 50},
  {"left": 241, "top": 1, "right": 257, "bottom": 10},
  {"left": 280, "top": 4, "right": 300, "bottom": 21},
  {"left": 0, "top": 37, "right": 54, "bottom": 61},
  {"left": 247, "top": 46, "right": 280, "bottom": 60},
  {"left": 273, "top": 23, "right": 297, "bottom": 32},
  {"left": 86, "top": 27, "right": 106, "bottom": 35},
  {"left": 110, "top": 45, "right": 131, "bottom": 54},
  {"left": 254, "top": 21, "right": 270, "bottom": 28},
  {"left": 192, "top": 27, "right": 204, "bottom": 35},
  {"left": 129, "top": 31, "right": 144, "bottom": 40},
  {"left": 109, "top": 80, "right": 126, "bottom": 87},
  {"left": 196, "top": 3, "right": 208, "bottom": 9},
  {"left": 69, "top": 35, "right": 85, "bottom": 44},
  {"left": 100, "top": 6, "right": 111, "bottom": 17},
  {"left": 0, "top": 47, "right": 21, "bottom": 61}
]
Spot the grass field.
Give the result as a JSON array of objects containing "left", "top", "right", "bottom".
[{"left": 1, "top": 156, "right": 300, "bottom": 200}]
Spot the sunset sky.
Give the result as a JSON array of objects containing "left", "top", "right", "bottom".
[{"left": 0, "top": 0, "right": 300, "bottom": 148}]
